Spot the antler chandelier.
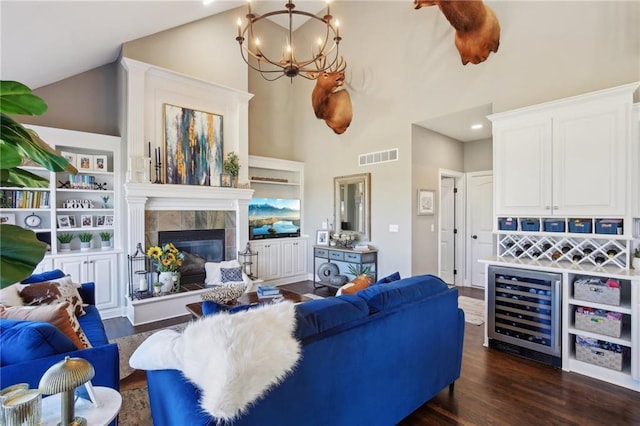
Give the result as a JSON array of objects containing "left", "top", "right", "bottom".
[{"left": 235, "top": 0, "right": 342, "bottom": 80}]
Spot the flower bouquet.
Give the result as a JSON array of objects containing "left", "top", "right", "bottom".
[{"left": 146, "top": 243, "right": 185, "bottom": 272}]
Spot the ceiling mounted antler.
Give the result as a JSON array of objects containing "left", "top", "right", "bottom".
[{"left": 414, "top": 0, "right": 500, "bottom": 65}]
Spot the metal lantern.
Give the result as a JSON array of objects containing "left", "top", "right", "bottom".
[
  {"left": 238, "top": 242, "right": 258, "bottom": 279},
  {"left": 128, "top": 243, "right": 152, "bottom": 299}
]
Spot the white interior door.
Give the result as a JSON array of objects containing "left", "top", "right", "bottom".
[
  {"left": 467, "top": 172, "right": 494, "bottom": 288},
  {"left": 439, "top": 177, "right": 455, "bottom": 284}
]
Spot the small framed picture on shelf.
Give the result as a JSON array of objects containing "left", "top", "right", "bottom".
[
  {"left": 104, "top": 215, "right": 114, "bottom": 227},
  {"left": 220, "top": 173, "right": 232, "bottom": 187},
  {"left": 60, "top": 151, "right": 76, "bottom": 169},
  {"left": 93, "top": 155, "right": 108, "bottom": 172},
  {"left": 95, "top": 216, "right": 105, "bottom": 227},
  {"left": 0, "top": 213, "right": 16, "bottom": 225},
  {"left": 316, "top": 230, "right": 329, "bottom": 246},
  {"left": 78, "top": 154, "right": 93, "bottom": 171},
  {"left": 68, "top": 215, "right": 77, "bottom": 228},
  {"left": 81, "top": 215, "right": 93, "bottom": 228},
  {"left": 57, "top": 215, "right": 71, "bottom": 228}
]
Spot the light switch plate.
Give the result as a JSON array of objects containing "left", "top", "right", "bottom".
[{"left": 389, "top": 224, "right": 399, "bottom": 232}]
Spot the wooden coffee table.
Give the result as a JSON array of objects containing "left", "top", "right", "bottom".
[{"left": 186, "top": 288, "right": 311, "bottom": 319}]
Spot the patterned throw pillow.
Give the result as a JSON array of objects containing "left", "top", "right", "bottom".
[
  {"left": 220, "top": 267, "right": 244, "bottom": 283},
  {"left": 18, "top": 276, "right": 86, "bottom": 317},
  {"left": 0, "top": 302, "right": 92, "bottom": 349}
]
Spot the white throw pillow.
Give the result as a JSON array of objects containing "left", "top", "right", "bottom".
[
  {"left": 205, "top": 260, "right": 241, "bottom": 285},
  {"left": 0, "top": 284, "right": 24, "bottom": 307},
  {"left": 129, "top": 329, "right": 184, "bottom": 371}
]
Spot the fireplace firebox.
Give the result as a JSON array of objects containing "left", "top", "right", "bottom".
[{"left": 158, "top": 229, "right": 225, "bottom": 284}]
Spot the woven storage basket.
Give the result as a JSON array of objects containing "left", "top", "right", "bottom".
[
  {"left": 574, "top": 311, "right": 622, "bottom": 338},
  {"left": 574, "top": 281, "right": 620, "bottom": 306},
  {"left": 575, "top": 341, "right": 623, "bottom": 371}
]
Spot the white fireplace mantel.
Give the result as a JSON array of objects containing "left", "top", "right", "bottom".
[{"left": 125, "top": 183, "right": 253, "bottom": 210}]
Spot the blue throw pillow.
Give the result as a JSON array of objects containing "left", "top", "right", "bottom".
[
  {"left": 375, "top": 271, "right": 401, "bottom": 285},
  {"left": 220, "top": 267, "right": 243, "bottom": 283},
  {"left": 21, "top": 269, "right": 66, "bottom": 284},
  {"left": 0, "top": 319, "right": 77, "bottom": 366}
]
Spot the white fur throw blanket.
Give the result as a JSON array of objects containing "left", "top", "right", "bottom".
[{"left": 130, "top": 301, "right": 300, "bottom": 420}]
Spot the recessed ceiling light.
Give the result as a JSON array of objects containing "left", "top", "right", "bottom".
[
  {"left": 471, "top": 124, "right": 483, "bottom": 130},
  {"left": 203, "top": 0, "right": 214, "bottom": 5}
]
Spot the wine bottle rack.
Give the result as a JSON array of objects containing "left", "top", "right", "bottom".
[{"left": 497, "top": 234, "right": 630, "bottom": 268}]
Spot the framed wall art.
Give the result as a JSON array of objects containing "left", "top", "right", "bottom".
[
  {"left": 93, "top": 154, "right": 108, "bottom": 172},
  {"left": 57, "top": 215, "right": 71, "bottom": 228},
  {"left": 316, "top": 230, "right": 329, "bottom": 246},
  {"left": 78, "top": 154, "right": 93, "bottom": 171},
  {"left": 163, "top": 103, "right": 223, "bottom": 186},
  {"left": 417, "top": 189, "right": 435, "bottom": 216},
  {"left": 81, "top": 215, "right": 93, "bottom": 228}
]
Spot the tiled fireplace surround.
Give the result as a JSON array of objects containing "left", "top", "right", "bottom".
[{"left": 145, "top": 210, "right": 237, "bottom": 261}]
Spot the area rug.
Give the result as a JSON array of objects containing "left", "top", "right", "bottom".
[
  {"left": 302, "top": 293, "right": 325, "bottom": 300},
  {"left": 458, "top": 296, "right": 485, "bottom": 326},
  {"left": 110, "top": 323, "right": 187, "bottom": 426}
]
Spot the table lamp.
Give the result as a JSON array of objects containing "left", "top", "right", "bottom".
[{"left": 38, "top": 357, "right": 95, "bottom": 426}]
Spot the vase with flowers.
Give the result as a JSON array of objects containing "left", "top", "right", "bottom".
[{"left": 147, "top": 243, "right": 185, "bottom": 293}]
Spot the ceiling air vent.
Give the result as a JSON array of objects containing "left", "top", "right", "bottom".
[{"left": 359, "top": 148, "right": 399, "bottom": 166}]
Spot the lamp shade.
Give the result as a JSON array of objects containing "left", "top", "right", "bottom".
[{"left": 38, "top": 357, "right": 95, "bottom": 395}]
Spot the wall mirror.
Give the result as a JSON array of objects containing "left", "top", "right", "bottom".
[{"left": 334, "top": 173, "right": 371, "bottom": 242}]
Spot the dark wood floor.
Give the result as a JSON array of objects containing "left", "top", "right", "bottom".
[{"left": 104, "top": 282, "right": 640, "bottom": 425}]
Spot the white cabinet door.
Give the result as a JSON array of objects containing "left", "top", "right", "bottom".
[
  {"left": 253, "top": 241, "right": 281, "bottom": 281},
  {"left": 494, "top": 118, "right": 552, "bottom": 216},
  {"left": 281, "top": 238, "right": 307, "bottom": 277},
  {"left": 33, "top": 257, "right": 54, "bottom": 275},
  {"left": 88, "top": 253, "right": 118, "bottom": 310},
  {"left": 553, "top": 102, "right": 627, "bottom": 216},
  {"left": 54, "top": 254, "right": 117, "bottom": 311},
  {"left": 54, "top": 255, "right": 90, "bottom": 283}
]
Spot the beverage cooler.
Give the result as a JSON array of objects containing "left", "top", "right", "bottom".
[{"left": 488, "top": 266, "right": 562, "bottom": 367}]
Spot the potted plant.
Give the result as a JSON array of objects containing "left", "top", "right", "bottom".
[
  {"left": 78, "top": 232, "right": 93, "bottom": 251},
  {"left": 57, "top": 233, "right": 74, "bottom": 252},
  {"left": 633, "top": 248, "right": 640, "bottom": 270},
  {"left": 223, "top": 151, "right": 240, "bottom": 187},
  {"left": 99, "top": 231, "right": 113, "bottom": 249}
]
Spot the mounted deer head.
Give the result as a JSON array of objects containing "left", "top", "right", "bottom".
[
  {"left": 414, "top": 0, "right": 500, "bottom": 65},
  {"left": 308, "top": 58, "right": 353, "bottom": 135}
]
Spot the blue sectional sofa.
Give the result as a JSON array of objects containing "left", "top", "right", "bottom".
[
  {"left": 146, "top": 274, "right": 465, "bottom": 425},
  {"left": 0, "top": 270, "right": 119, "bottom": 391}
]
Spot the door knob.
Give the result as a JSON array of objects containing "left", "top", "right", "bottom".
[{"left": 472, "top": 235, "right": 478, "bottom": 239}]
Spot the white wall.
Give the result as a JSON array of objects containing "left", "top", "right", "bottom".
[
  {"left": 290, "top": 1, "right": 640, "bottom": 278},
  {"left": 464, "top": 138, "right": 493, "bottom": 172},
  {"left": 122, "top": 8, "right": 247, "bottom": 92}
]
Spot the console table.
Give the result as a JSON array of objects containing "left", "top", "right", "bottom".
[{"left": 313, "top": 246, "right": 378, "bottom": 289}]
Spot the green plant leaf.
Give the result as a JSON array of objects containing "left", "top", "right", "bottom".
[
  {"left": 0, "top": 142, "right": 22, "bottom": 169},
  {"left": 0, "top": 224, "right": 47, "bottom": 288},
  {"left": 1, "top": 167, "right": 50, "bottom": 188},
  {"left": 0, "top": 81, "right": 47, "bottom": 116},
  {"left": 1, "top": 114, "right": 77, "bottom": 174}
]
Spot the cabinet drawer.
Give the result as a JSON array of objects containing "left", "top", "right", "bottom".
[
  {"left": 344, "top": 252, "right": 362, "bottom": 262},
  {"left": 314, "top": 248, "right": 329, "bottom": 258},
  {"left": 329, "top": 251, "right": 344, "bottom": 261}
]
